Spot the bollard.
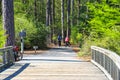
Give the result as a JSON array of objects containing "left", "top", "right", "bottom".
[{"left": 33, "top": 46, "right": 38, "bottom": 53}]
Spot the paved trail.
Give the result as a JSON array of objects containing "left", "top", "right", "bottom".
[{"left": 0, "top": 47, "right": 108, "bottom": 80}]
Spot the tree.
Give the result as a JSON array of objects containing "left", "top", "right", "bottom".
[
  {"left": 67, "top": 0, "right": 71, "bottom": 37},
  {"left": 77, "top": 0, "right": 80, "bottom": 25},
  {"left": 34, "top": 0, "right": 37, "bottom": 21},
  {"left": 49, "top": 0, "right": 52, "bottom": 25},
  {"left": 86, "top": 0, "right": 120, "bottom": 54},
  {"left": 45, "top": 0, "right": 52, "bottom": 26},
  {"left": 61, "top": 0, "right": 64, "bottom": 42},
  {"left": 52, "top": 0, "right": 55, "bottom": 24},
  {"left": 51, "top": 0, "right": 55, "bottom": 42},
  {"left": 71, "top": 0, "right": 74, "bottom": 27},
  {"left": 46, "top": 0, "right": 51, "bottom": 26},
  {"left": 2, "top": 0, "right": 15, "bottom": 46}
]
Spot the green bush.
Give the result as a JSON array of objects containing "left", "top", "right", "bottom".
[
  {"left": 14, "top": 15, "right": 36, "bottom": 48},
  {"left": 0, "top": 30, "right": 5, "bottom": 48},
  {"left": 14, "top": 15, "right": 49, "bottom": 49},
  {"left": 29, "top": 27, "right": 49, "bottom": 49},
  {"left": 85, "top": 1, "right": 120, "bottom": 55},
  {"left": 71, "top": 27, "right": 83, "bottom": 45}
]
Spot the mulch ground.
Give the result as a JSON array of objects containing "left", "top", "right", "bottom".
[
  {"left": 24, "top": 50, "right": 47, "bottom": 54},
  {"left": 24, "top": 46, "right": 51, "bottom": 54}
]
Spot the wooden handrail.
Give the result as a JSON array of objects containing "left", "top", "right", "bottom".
[
  {"left": 0, "top": 46, "right": 15, "bottom": 71},
  {"left": 91, "top": 46, "right": 120, "bottom": 80}
]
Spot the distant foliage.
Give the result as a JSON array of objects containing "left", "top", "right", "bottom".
[
  {"left": 85, "top": 0, "right": 120, "bottom": 54},
  {"left": 0, "top": 0, "right": 119, "bottom": 53},
  {"left": 29, "top": 24, "right": 49, "bottom": 49},
  {"left": 70, "top": 27, "right": 83, "bottom": 45},
  {"left": 14, "top": 0, "right": 49, "bottom": 49}
]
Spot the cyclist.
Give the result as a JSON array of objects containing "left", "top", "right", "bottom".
[{"left": 65, "top": 36, "right": 70, "bottom": 47}]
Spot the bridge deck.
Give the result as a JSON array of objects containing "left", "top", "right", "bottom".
[{"left": 0, "top": 47, "right": 108, "bottom": 80}]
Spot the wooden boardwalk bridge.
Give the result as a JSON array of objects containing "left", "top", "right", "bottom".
[{"left": 0, "top": 46, "right": 120, "bottom": 80}]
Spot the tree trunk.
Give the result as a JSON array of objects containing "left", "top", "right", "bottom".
[
  {"left": 52, "top": 0, "right": 55, "bottom": 24},
  {"left": 22, "top": 0, "right": 26, "bottom": 3},
  {"left": 71, "top": 0, "right": 74, "bottom": 27},
  {"left": 67, "top": 0, "right": 71, "bottom": 37},
  {"left": 49, "top": 0, "right": 52, "bottom": 25},
  {"left": 34, "top": 0, "right": 37, "bottom": 21},
  {"left": 46, "top": 0, "right": 50, "bottom": 26},
  {"left": 41, "top": 0, "right": 46, "bottom": 24},
  {"left": 51, "top": 0, "right": 55, "bottom": 43},
  {"left": 77, "top": 0, "right": 80, "bottom": 25},
  {"left": 2, "top": 0, "right": 15, "bottom": 46},
  {"left": 46, "top": 0, "right": 51, "bottom": 44},
  {"left": 0, "top": 0, "right": 1, "bottom": 15},
  {"left": 97, "top": 0, "right": 101, "bottom": 3},
  {"left": 61, "top": 0, "right": 64, "bottom": 42}
]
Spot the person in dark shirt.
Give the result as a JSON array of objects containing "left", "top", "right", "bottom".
[{"left": 58, "top": 35, "right": 62, "bottom": 47}]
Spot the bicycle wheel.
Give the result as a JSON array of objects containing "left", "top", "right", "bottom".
[{"left": 18, "top": 52, "right": 23, "bottom": 60}]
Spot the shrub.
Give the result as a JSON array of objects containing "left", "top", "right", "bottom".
[{"left": 0, "top": 28, "right": 5, "bottom": 48}]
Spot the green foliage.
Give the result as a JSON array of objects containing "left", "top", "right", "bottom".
[
  {"left": 0, "top": 58, "right": 2, "bottom": 63},
  {"left": 0, "top": 14, "right": 5, "bottom": 48},
  {"left": 104, "top": 26, "right": 120, "bottom": 54},
  {"left": 0, "top": 23, "right": 5, "bottom": 48},
  {"left": 14, "top": 15, "right": 36, "bottom": 48},
  {"left": 0, "top": 30, "right": 5, "bottom": 48},
  {"left": 83, "top": 0, "right": 120, "bottom": 55},
  {"left": 14, "top": 14, "right": 49, "bottom": 49},
  {"left": 15, "top": 15, "right": 37, "bottom": 37},
  {"left": 70, "top": 27, "right": 78, "bottom": 44},
  {"left": 70, "top": 26, "right": 83, "bottom": 46},
  {"left": 13, "top": 0, "right": 49, "bottom": 49},
  {"left": 71, "top": 27, "right": 78, "bottom": 44},
  {"left": 52, "top": 34, "right": 57, "bottom": 41},
  {"left": 29, "top": 25, "right": 49, "bottom": 49}
]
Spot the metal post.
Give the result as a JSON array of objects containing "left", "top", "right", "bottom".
[
  {"left": 33, "top": 46, "right": 38, "bottom": 54},
  {"left": 35, "top": 48, "right": 36, "bottom": 53},
  {"left": 20, "top": 29, "right": 26, "bottom": 54},
  {"left": 21, "top": 36, "right": 24, "bottom": 54}
]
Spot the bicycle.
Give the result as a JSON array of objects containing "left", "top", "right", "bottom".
[
  {"left": 17, "top": 51, "right": 23, "bottom": 60},
  {"left": 13, "top": 46, "right": 23, "bottom": 61},
  {"left": 65, "top": 41, "right": 71, "bottom": 47}
]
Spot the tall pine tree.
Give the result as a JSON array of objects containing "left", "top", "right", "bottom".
[{"left": 2, "top": 0, "right": 15, "bottom": 46}]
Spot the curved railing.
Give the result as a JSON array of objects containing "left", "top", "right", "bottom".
[
  {"left": 0, "top": 46, "right": 15, "bottom": 72},
  {"left": 91, "top": 46, "right": 120, "bottom": 80}
]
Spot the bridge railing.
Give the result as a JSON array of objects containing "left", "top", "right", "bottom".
[
  {"left": 0, "top": 46, "right": 15, "bottom": 71},
  {"left": 91, "top": 46, "right": 120, "bottom": 80}
]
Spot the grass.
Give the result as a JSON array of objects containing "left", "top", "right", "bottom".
[{"left": 72, "top": 47, "right": 91, "bottom": 61}]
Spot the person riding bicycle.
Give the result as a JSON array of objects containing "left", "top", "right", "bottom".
[{"left": 65, "top": 36, "right": 70, "bottom": 47}]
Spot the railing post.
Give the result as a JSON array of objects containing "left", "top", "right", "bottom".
[{"left": 3, "top": 51, "right": 7, "bottom": 65}]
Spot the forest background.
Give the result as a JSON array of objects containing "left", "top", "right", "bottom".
[{"left": 0, "top": 0, "right": 120, "bottom": 56}]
